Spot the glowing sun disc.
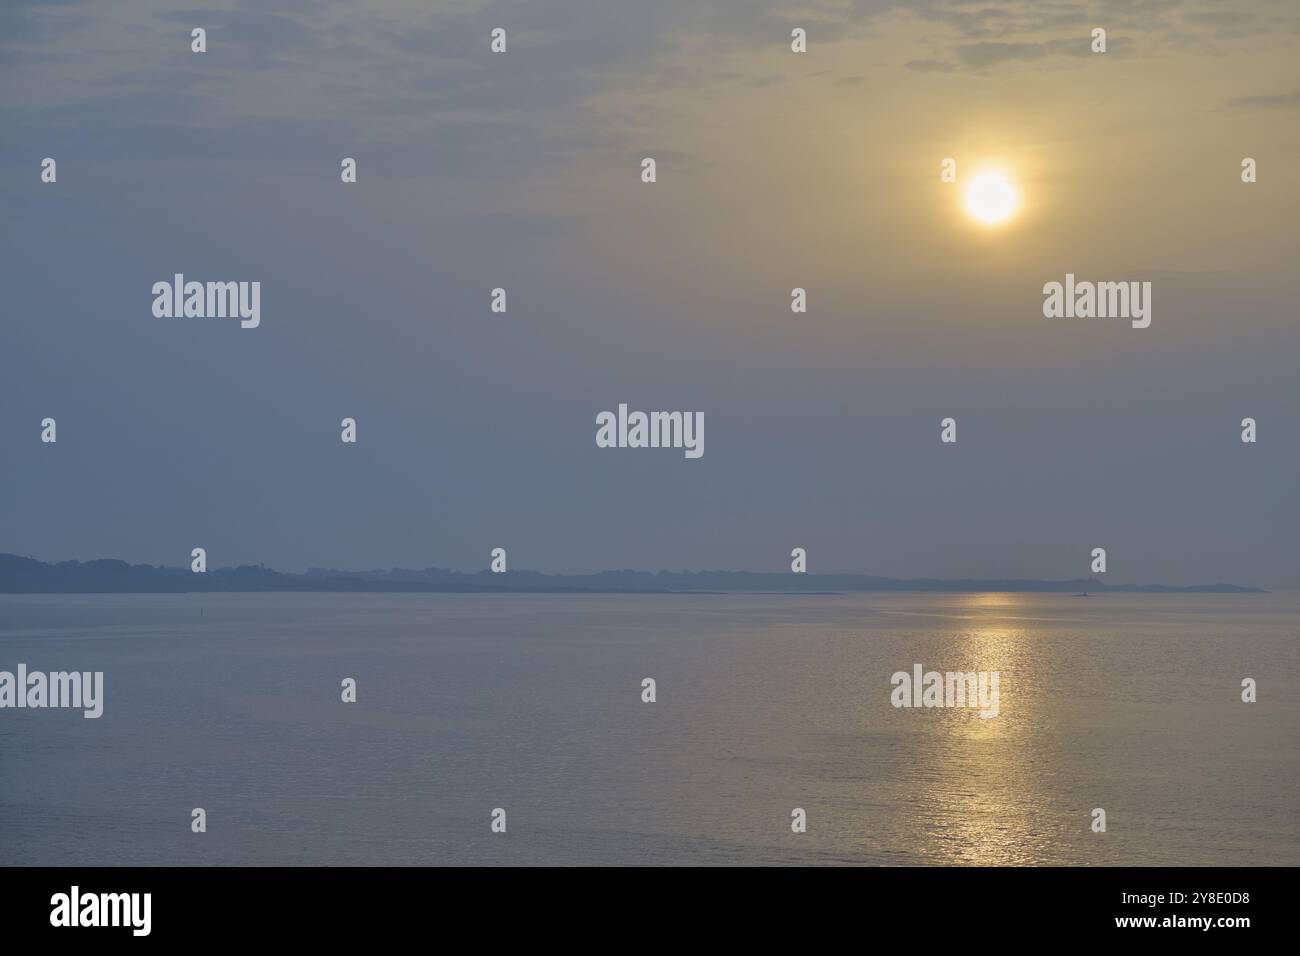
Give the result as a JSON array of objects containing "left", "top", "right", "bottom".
[{"left": 964, "top": 172, "right": 1018, "bottom": 226}]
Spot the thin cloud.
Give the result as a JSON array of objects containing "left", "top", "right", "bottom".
[
  {"left": 1226, "top": 90, "right": 1300, "bottom": 109},
  {"left": 905, "top": 59, "right": 955, "bottom": 73},
  {"left": 954, "top": 36, "right": 1133, "bottom": 69}
]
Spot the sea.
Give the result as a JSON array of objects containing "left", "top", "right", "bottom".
[{"left": 1, "top": 591, "right": 1296, "bottom": 865}]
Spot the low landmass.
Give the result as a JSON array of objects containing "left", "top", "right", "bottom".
[{"left": 0, "top": 553, "right": 1266, "bottom": 594}]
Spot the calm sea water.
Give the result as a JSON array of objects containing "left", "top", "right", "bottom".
[{"left": 1, "top": 592, "right": 1296, "bottom": 866}]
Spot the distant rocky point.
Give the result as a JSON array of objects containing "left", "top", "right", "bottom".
[{"left": 0, "top": 553, "right": 1265, "bottom": 594}]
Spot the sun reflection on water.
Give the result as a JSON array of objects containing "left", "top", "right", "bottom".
[{"left": 908, "top": 598, "right": 1058, "bottom": 865}]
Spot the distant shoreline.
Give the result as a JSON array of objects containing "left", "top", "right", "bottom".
[{"left": 0, "top": 554, "right": 1266, "bottom": 595}]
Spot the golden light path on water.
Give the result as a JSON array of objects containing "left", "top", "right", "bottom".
[{"left": 907, "top": 593, "right": 1061, "bottom": 865}]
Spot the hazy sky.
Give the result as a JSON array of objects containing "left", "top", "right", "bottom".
[{"left": 3, "top": 0, "right": 1297, "bottom": 587}]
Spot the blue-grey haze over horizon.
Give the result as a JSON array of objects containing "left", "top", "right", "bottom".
[{"left": 3, "top": 0, "right": 1298, "bottom": 589}]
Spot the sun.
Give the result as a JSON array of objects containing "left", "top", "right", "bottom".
[{"left": 964, "top": 171, "right": 1018, "bottom": 226}]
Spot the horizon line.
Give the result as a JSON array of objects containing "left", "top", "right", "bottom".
[{"left": 0, "top": 552, "right": 1268, "bottom": 594}]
